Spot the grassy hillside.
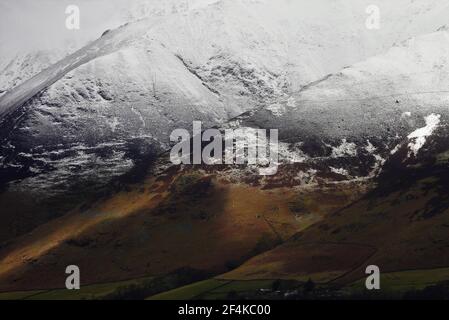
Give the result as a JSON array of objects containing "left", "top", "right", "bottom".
[
  {"left": 221, "top": 146, "right": 449, "bottom": 293},
  {"left": 0, "top": 276, "right": 153, "bottom": 300},
  {"left": 0, "top": 166, "right": 363, "bottom": 292}
]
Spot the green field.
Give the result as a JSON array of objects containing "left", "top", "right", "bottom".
[
  {"left": 150, "top": 267, "right": 449, "bottom": 300},
  {"left": 3, "top": 267, "right": 449, "bottom": 300},
  {"left": 0, "top": 290, "right": 46, "bottom": 300},
  {"left": 0, "top": 276, "right": 153, "bottom": 300},
  {"left": 148, "top": 279, "right": 229, "bottom": 300},
  {"left": 347, "top": 267, "right": 449, "bottom": 292},
  {"left": 148, "top": 279, "right": 277, "bottom": 300}
]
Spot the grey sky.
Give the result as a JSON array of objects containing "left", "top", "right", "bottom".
[
  {"left": 0, "top": 0, "right": 221, "bottom": 59},
  {"left": 0, "top": 0, "right": 130, "bottom": 58}
]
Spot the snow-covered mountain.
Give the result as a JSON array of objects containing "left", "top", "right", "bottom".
[
  {"left": 0, "top": 51, "right": 65, "bottom": 99},
  {"left": 224, "top": 28, "right": 449, "bottom": 187},
  {"left": 1, "top": 0, "right": 449, "bottom": 198},
  {"left": 3, "top": 0, "right": 449, "bottom": 293}
]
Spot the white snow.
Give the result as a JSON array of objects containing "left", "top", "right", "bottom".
[
  {"left": 5, "top": 0, "right": 449, "bottom": 118},
  {"left": 331, "top": 139, "right": 357, "bottom": 158},
  {"left": 278, "top": 142, "right": 308, "bottom": 164},
  {"left": 3, "top": 0, "right": 449, "bottom": 193},
  {"left": 365, "top": 140, "right": 377, "bottom": 153},
  {"left": 286, "top": 96, "right": 296, "bottom": 108},
  {"left": 330, "top": 167, "right": 350, "bottom": 177},
  {"left": 391, "top": 144, "right": 401, "bottom": 155},
  {"left": 266, "top": 103, "right": 286, "bottom": 117},
  {"left": 407, "top": 113, "right": 441, "bottom": 157}
]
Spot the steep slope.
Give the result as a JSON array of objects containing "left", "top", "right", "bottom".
[
  {"left": 3, "top": 25, "right": 449, "bottom": 293},
  {"left": 222, "top": 124, "right": 449, "bottom": 287},
  {"left": 3, "top": 0, "right": 449, "bottom": 199},
  {"left": 0, "top": 167, "right": 364, "bottom": 291},
  {"left": 223, "top": 29, "right": 449, "bottom": 188},
  {"left": 0, "top": 52, "right": 62, "bottom": 98}
]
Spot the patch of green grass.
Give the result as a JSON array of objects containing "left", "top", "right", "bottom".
[
  {"left": 0, "top": 290, "right": 45, "bottom": 300},
  {"left": 105, "top": 267, "right": 211, "bottom": 300},
  {"left": 149, "top": 279, "right": 279, "bottom": 300},
  {"left": 348, "top": 267, "right": 449, "bottom": 292},
  {"left": 0, "top": 277, "right": 153, "bottom": 300},
  {"left": 148, "top": 279, "right": 228, "bottom": 300},
  {"left": 30, "top": 277, "right": 153, "bottom": 300}
]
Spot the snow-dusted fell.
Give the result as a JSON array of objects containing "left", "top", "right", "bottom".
[
  {"left": 2, "top": 0, "right": 449, "bottom": 196},
  {"left": 229, "top": 29, "right": 449, "bottom": 185},
  {"left": 0, "top": 51, "right": 64, "bottom": 98}
]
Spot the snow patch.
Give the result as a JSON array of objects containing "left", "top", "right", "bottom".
[
  {"left": 407, "top": 113, "right": 441, "bottom": 157},
  {"left": 330, "top": 167, "right": 350, "bottom": 177},
  {"left": 331, "top": 139, "right": 357, "bottom": 158},
  {"left": 390, "top": 144, "right": 401, "bottom": 155},
  {"left": 286, "top": 96, "right": 296, "bottom": 108},
  {"left": 278, "top": 142, "right": 308, "bottom": 164},
  {"left": 266, "top": 103, "right": 286, "bottom": 117},
  {"left": 365, "top": 140, "right": 376, "bottom": 153}
]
